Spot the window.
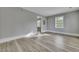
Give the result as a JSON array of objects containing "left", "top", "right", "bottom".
[{"left": 55, "top": 16, "right": 64, "bottom": 28}]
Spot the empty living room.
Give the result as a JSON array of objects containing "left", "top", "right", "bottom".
[{"left": 0, "top": 7, "right": 79, "bottom": 52}]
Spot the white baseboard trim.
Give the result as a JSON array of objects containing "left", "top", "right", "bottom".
[
  {"left": 0, "top": 31, "right": 79, "bottom": 44},
  {"left": 0, "top": 35, "right": 26, "bottom": 43},
  {"left": 45, "top": 30, "right": 79, "bottom": 37},
  {"left": 0, "top": 32, "right": 37, "bottom": 43}
]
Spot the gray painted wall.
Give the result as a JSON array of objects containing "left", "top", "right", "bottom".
[
  {"left": 47, "top": 11, "right": 79, "bottom": 34},
  {"left": 0, "top": 7, "right": 40, "bottom": 39},
  {"left": 0, "top": 7, "right": 78, "bottom": 39}
]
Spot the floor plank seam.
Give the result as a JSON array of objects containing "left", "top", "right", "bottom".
[
  {"left": 35, "top": 41, "right": 54, "bottom": 52},
  {"left": 15, "top": 40, "right": 23, "bottom": 52}
]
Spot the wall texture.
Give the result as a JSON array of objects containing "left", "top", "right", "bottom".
[
  {"left": 0, "top": 7, "right": 78, "bottom": 39},
  {"left": 0, "top": 7, "right": 40, "bottom": 39},
  {"left": 47, "top": 11, "right": 79, "bottom": 34}
]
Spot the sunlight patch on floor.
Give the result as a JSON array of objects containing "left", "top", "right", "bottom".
[{"left": 25, "top": 32, "right": 50, "bottom": 39}]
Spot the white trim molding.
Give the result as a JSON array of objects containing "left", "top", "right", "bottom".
[
  {"left": 0, "top": 35, "right": 26, "bottom": 43},
  {"left": 0, "top": 31, "right": 79, "bottom": 44},
  {"left": 0, "top": 32, "right": 37, "bottom": 43},
  {"left": 45, "top": 30, "right": 79, "bottom": 37}
]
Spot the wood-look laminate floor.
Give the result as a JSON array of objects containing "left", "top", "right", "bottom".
[{"left": 0, "top": 33, "right": 79, "bottom": 52}]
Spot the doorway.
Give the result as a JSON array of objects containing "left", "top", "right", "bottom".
[{"left": 37, "top": 16, "right": 42, "bottom": 33}]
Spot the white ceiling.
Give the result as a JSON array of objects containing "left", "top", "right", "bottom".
[{"left": 22, "top": 7, "right": 79, "bottom": 16}]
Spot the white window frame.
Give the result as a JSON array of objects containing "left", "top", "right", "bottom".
[{"left": 55, "top": 16, "right": 64, "bottom": 28}]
